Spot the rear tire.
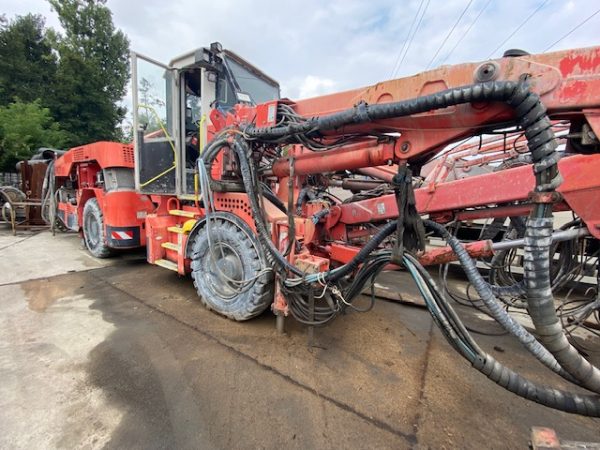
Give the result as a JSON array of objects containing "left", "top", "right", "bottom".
[
  {"left": 82, "top": 198, "right": 112, "bottom": 258},
  {"left": 190, "top": 215, "right": 273, "bottom": 321}
]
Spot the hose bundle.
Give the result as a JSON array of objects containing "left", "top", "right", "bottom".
[
  {"left": 202, "top": 80, "right": 600, "bottom": 415},
  {"left": 402, "top": 252, "right": 600, "bottom": 417}
]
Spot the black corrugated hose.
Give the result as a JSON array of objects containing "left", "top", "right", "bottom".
[
  {"left": 424, "top": 219, "right": 575, "bottom": 382},
  {"left": 402, "top": 252, "right": 600, "bottom": 417}
]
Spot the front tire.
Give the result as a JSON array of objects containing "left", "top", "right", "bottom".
[
  {"left": 82, "top": 198, "right": 112, "bottom": 258},
  {"left": 190, "top": 215, "right": 273, "bottom": 320}
]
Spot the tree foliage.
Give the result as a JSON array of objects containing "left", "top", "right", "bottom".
[
  {"left": 48, "top": 0, "right": 130, "bottom": 146},
  {"left": 0, "top": 14, "right": 57, "bottom": 106},
  {"left": 0, "top": 1, "right": 131, "bottom": 171},
  {"left": 0, "top": 99, "right": 68, "bottom": 171}
]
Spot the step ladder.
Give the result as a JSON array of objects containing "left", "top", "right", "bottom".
[
  {"left": 168, "top": 209, "right": 197, "bottom": 218},
  {"left": 152, "top": 212, "right": 198, "bottom": 274},
  {"left": 160, "top": 242, "right": 180, "bottom": 252},
  {"left": 154, "top": 258, "right": 178, "bottom": 272}
]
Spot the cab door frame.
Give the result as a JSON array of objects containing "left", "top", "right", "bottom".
[
  {"left": 131, "top": 51, "right": 181, "bottom": 195},
  {"left": 176, "top": 66, "right": 218, "bottom": 198}
]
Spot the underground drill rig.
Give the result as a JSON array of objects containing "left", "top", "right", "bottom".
[{"left": 52, "top": 43, "right": 600, "bottom": 417}]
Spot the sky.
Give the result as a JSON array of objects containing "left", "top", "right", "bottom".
[{"left": 1, "top": 0, "right": 599, "bottom": 100}]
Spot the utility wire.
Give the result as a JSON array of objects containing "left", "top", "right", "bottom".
[
  {"left": 441, "top": 0, "right": 492, "bottom": 65},
  {"left": 486, "top": 0, "right": 550, "bottom": 59},
  {"left": 394, "top": 0, "right": 431, "bottom": 77},
  {"left": 543, "top": 7, "right": 600, "bottom": 52},
  {"left": 426, "top": 0, "right": 474, "bottom": 69},
  {"left": 389, "top": 0, "right": 425, "bottom": 79}
]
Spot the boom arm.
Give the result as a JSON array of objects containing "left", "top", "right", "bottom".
[{"left": 258, "top": 46, "right": 600, "bottom": 172}]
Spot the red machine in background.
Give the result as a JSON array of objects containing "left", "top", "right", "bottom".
[
  {"left": 53, "top": 141, "right": 154, "bottom": 256},
  {"left": 49, "top": 43, "right": 600, "bottom": 417}
]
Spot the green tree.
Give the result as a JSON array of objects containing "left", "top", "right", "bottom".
[
  {"left": 0, "top": 99, "right": 68, "bottom": 171},
  {"left": 48, "top": 0, "right": 130, "bottom": 146},
  {"left": 0, "top": 14, "right": 57, "bottom": 106}
]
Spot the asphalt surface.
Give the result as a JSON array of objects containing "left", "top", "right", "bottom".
[{"left": 1, "top": 230, "right": 599, "bottom": 449}]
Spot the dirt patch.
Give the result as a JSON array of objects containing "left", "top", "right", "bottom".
[{"left": 21, "top": 278, "right": 82, "bottom": 312}]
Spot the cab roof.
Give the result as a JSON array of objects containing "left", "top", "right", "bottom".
[{"left": 168, "top": 46, "right": 279, "bottom": 88}]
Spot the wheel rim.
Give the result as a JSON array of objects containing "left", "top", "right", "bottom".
[
  {"left": 85, "top": 214, "right": 100, "bottom": 247},
  {"left": 191, "top": 214, "right": 274, "bottom": 320},
  {"left": 205, "top": 241, "right": 246, "bottom": 300}
]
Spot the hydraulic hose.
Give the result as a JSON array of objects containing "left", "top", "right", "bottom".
[
  {"left": 203, "top": 133, "right": 401, "bottom": 280},
  {"left": 424, "top": 219, "right": 575, "bottom": 382},
  {"left": 263, "top": 186, "right": 287, "bottom": 213},
  {"left": 524, "top": 217, "right": 600, "bottom": 392},
  {"left": 218, "top": 83, "right": 560, "bottom": 285},
  {"left": 511, "top": 86, "right": 600, "bottom": 391},
  {"left": 326, "top": 221, "right": 397, "bottom": 282},
  {"left": 233, "top": 137, "right": 403, "bottom": 280},
  {"left": 403, "top": 253, "right": 600, "bottom": 417},
  {"left": 489, "top": 281, "right": 526, "bottom": 298},
  {"left": 233, "top": 138, "right": 304, "bottom": 276},
  {"left": 212, "top": 81, "right": 600, "bottom": 395},
  {"left": 472, "top": 356, "right": 600, "bottom": 416}
]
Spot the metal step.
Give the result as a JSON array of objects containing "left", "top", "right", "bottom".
[
  {"left": 154, "top": 258, "right": 178, "bottom": 272},
  {"left": 168, "top": 209, "right": 196, "bottom": 218},
  {"left": 167, "top": 226, "right": 187, "bottom": 234},
  {"left": 161, "top": 242, "right": 180, "bottom": 251}
]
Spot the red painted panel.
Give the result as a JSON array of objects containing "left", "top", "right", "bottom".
[{"left": 55, "top": 141, "right": 135, "bottom": 177}]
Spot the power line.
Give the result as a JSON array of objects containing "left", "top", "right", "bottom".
[
  {"left": 486, "top": 0, "right": 550, "bottom": 59},
  {"left": 394, "top": 0, "right": 431, "bottom": 77},
  {"left": 389, "top": 0, "right": 425, "bottom": 79},
  {"left": 441, "top": 0, "right": 492, "bottom": 65},
  {"left": 543, "top": 7, "right": 600, "bottom": 52},
  {"left": 425, "top": 0, "right": 474, "bottom": 69}
]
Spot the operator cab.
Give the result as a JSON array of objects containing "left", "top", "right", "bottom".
[{"left": 131, "top": 42, "right": 280, "bottom": 197}]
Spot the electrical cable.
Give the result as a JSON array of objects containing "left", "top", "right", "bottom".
[
  {"left": 440, "top": 0, "right": 492, "bottom": 65},
  {"left": 389, "top": 0, "right": 426, "bottom": 79},
  {"left": 486, "top": 0, "right": 550, "bottom": 59},
  {"left": 543, "top": 7, "right": 600, "bottom": 52},
  {"left": 425, "top": 0, "right": 474, "bottom": 70},
  {"left": 393, "top": 0, "right": 431, "bottom": 78}
]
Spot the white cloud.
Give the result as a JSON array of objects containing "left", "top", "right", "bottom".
[{"left": 295, "top": 75, "right": 337, "bottom": 99}]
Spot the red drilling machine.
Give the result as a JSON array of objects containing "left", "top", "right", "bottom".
[{"left": 50, "top": 43, "right": 600, "bottom": 417}]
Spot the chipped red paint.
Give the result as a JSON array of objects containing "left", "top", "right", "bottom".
[
  {"left": 562, "top": 80, "right": 587, "bottom": 99},
  {"left": 559, "top": 49, "right": 600, "bottom": 77}
]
